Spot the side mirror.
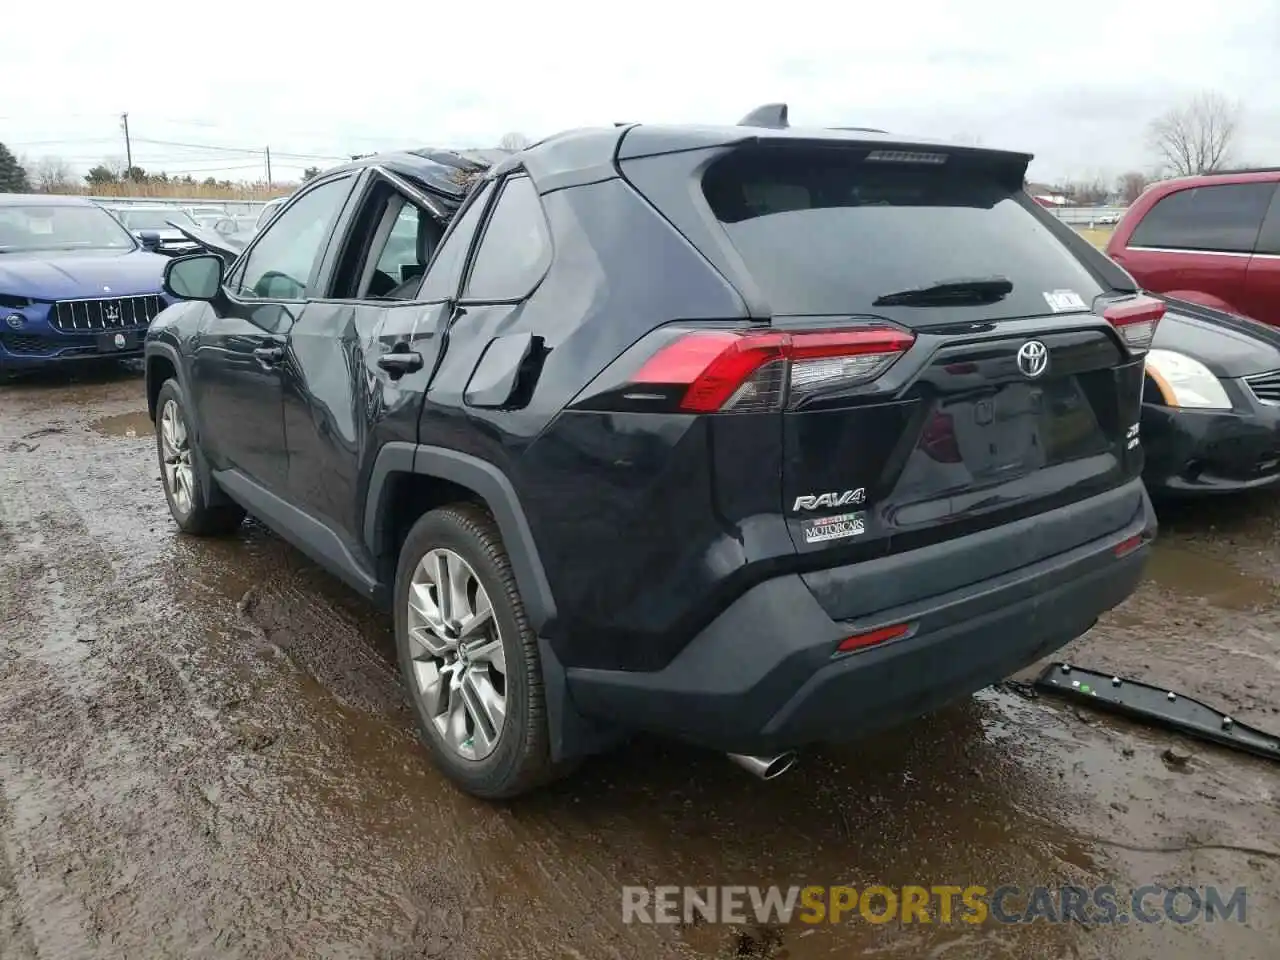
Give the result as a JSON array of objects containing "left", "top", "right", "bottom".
[
  {"left": 164, "top": 253, "right": 224, "bottom": 301},
  {"left": 138, "top": 230, "right": 161, "bottom": 252}
]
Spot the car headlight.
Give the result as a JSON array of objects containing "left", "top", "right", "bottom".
[{"left": 1145, "top": 349, "right": 1232, "bottom": 410}]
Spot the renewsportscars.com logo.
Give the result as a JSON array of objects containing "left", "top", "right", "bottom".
[{"left": 621, "top": 884, "right": 1248, "bottom": 926}]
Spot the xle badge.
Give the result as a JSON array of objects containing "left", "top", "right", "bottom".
[{"left": 801, "top": 511, "right": 866, "bottom": 544}]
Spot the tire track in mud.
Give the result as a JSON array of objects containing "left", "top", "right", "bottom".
[
  {"left": 7, "top": 376, "right": 1280, "bottom": 959},
  {"left": 0, "top": 784, "right": 39, "bottom": 960},
  {"left": 0, "top": 445, "right": 409, "bottom": 958},
  {"left": 0, "top": 450, "right": 473, "bottom": 959},
  {"left": 0, "top": 443, "right": 241, "bottom": 959},
  {"left": 0, "top": 390, "right": 688, "bottom": 960}
]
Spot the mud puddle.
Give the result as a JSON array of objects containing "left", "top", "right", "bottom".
[
  {"left": 2, "top": 377, "right": 1280, "bottom": 959},
  {"left": 1144, "top": 542, "right": 1279, "bottom": 611},
  {"left": 88, "top": 410, "right": 153, "bottom": 439}
]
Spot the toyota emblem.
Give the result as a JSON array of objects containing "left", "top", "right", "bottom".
[{"left": 1016, "top": 340, "right": 1048, "bottom": 379}]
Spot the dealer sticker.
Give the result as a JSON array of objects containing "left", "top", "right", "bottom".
[
  {"left": 802, "top": 511, "right": 866, "bottom": 544},
  {"left": 1043, "top": 289, "right": 1087, "bottom": 312}
]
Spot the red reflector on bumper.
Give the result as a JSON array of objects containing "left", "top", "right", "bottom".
[
  {"left": 1114, "top": 534, "right": 1144, "bottom": 558},
  {"left": 836, "top": 623, "right": 911, "bottom": 653}
]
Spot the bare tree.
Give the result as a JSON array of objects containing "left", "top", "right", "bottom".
[
  {"left": 33, "top": 155, "right": 74, "bottom": 192},
  {"left": 1147, "top": 91, "right": 1241, "bottom": 177},
  {"left": 1115, "top": 171, "right": 1150, "bottom": 205},
  {"left": 1062, "top": 176, "right": 1110, "bottom": 206},
  {"left": 498, "top": 131, "right": 531, "bottom": 151}
]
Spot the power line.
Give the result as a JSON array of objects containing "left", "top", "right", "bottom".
[
  {"left": 8, "top": 138, "right": 122, "bottom": 147},
  {"left": 119, "top": 115, "right": 423, "bottom": 144},
  {"left": 132, "top": 136, "right": 346, "bottom": 162},
  {"left": 131, "top": 137, "right": 263, "bottom": 155}
]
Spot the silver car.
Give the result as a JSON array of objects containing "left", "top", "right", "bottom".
[{"left": 107, "top": 206, "right": 202, "bottom": 256}]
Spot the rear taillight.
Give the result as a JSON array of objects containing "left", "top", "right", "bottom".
[
  {"left": 1101, "top": 294, "right": 1164, "bottom": 353},
  {"left": 631, "top": 326, "right": 915, "bottom": 413}
]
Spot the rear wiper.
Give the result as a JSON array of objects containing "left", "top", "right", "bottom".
[{"left": 873, "top": 276, "right": 1013, "bottom": 307}]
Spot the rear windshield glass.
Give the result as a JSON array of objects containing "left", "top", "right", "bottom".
[{"left": 702, "top": 147, "right": 1106, "bottom": 320}]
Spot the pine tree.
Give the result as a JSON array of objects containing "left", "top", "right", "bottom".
[{"left": 0, "top": 142, "right": 30, "bottom": 193}]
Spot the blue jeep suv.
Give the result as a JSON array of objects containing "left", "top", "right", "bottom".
[{"left": 0, "top": 194, "right": 170, "bottom": 374}]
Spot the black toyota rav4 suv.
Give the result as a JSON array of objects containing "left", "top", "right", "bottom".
[{"left": 145, "top": 113, "right": 1159, "bottom": 798}]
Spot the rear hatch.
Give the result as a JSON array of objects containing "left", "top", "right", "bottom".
[{"left": 617, "top": 135, "right": 1156, "bottom": 598}]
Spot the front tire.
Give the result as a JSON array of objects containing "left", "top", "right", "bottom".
[
  {"left": 154, "top": 378, "right": 245, "bottom": 536},
  {"left": 394, "top": 504, "right": 556, "bottom": 798}
]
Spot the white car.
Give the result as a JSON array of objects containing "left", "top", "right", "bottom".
[{"left": 182, "top": 204, "right": 230, "bottom": 221}]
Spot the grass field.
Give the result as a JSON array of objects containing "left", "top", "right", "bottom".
[{"left": 1074, "top": 226, "right": 1115, "bottom": 250}]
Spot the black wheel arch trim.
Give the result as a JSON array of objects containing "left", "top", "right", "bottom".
[
  {"left": 364, "top": 442, "right": 558, "bottom": 632},
  {"left": 146, "top": 343, "right": 232, "bottom": 510},
  {"left": 366, "top": 443, "right": 615, "bottom": 764},
  {"left": 143, "top": 340, "right": 185, "bottom": 419}
]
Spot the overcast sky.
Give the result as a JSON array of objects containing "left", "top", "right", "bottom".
[{"left": 5, "top": 0, "right": 1279, "bottom": 186}]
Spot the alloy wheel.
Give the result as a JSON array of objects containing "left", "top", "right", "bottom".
[
  {"left": 159, "top": 399, "right": 194, "bottom": 515},
  {"left": 406, "top": 548, "right": 508, "bottom": 760}
]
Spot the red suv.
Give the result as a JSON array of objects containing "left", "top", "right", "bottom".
[{"left": 1106, "top": 169, "right": 1280, "bottom": 325}]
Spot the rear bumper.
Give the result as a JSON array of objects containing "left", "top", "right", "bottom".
[{"left": 565, "top": 483, "right": 1155, "bottom": 755}]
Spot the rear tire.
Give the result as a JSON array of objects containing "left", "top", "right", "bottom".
[
  {"left": 394, "top": 503, "right": 558, "bottom": 798},
  {"left": 154, "top": 379, "right": 245, "bottom": 536}
]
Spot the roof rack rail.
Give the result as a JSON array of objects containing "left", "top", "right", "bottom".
[
  {"left": 829, "top": 126, "right": 889, "bottom": 134},
  {"left": 738, "top": 103, "right": 789, "bottom": 129}
]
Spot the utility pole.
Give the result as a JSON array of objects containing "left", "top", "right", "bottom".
[
  {"left": 265, "top": 145, "right": 272, "bottom": 187},
  {"left": 120, "top": 112, "right": 132, "bottom": 173}
]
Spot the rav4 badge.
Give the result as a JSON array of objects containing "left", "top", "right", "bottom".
[{"left": 793, "top": 488, "right": 866, "bottom": 511}]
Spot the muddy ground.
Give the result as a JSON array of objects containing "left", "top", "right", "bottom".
[{"left": 1, "top": 364, "right": 1278, "bottom": 960}]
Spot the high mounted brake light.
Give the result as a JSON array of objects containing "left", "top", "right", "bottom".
[
  {"left": 631, "top": 327, "right": 915, "bottom": 413},
  {"left": 1100, "top": 294, "right": 1164, "bottom": 353},
  {"left": 865, "top": 150, "right": 948, "bottom": 165}
]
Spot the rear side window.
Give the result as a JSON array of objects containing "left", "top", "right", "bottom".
[
  {"left": 1128, "top": 182, "right": 1272, "bottom": 253},
  {"left": 420, "top": 182, "right": 493, "bottom": 301},
  {"left": 463, "top": 177, "right": 551, "bottom": 301},
  {"left": 701, "top": 147, "right": 1105, "bottom": 320}
]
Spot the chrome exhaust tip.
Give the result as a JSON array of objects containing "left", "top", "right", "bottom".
[{"left": 726, "top": 751, "right": 798, "bottom": 780}]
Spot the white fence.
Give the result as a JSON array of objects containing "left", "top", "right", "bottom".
[
  {"left": 84, "top": 195, "right": 269, "bottom": 216},
  {"left": 1045, "top": 205, "right": 1128, "bottom": 225}
]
